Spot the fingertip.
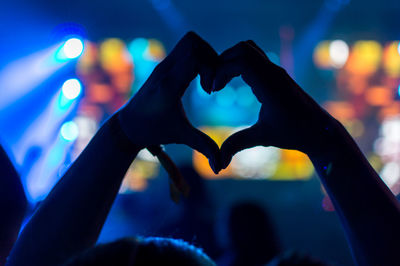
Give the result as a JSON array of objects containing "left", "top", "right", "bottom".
[
  {"left": 219, "top": 141, "right": 233, "bottom": 170},
  {"left": 212, "top": 79, "right": 217, "bottom": 92},
  {"left": 209, "top": 158, "right": 217, "bottom": 175},
  {"left": 200, "top": 69, "right": 215, "bottom": 94},
  {"left": 212, "top": 72, "right": 230, "bottom": 92},
  {"left": 221, "top": 153, "right": 233, "bottom": 170},
  {"left": 183, "top": 31, "right": 199, "bottom": 41}
]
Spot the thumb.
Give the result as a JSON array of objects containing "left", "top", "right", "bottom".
[
  {"left": 179, "top": 124, "right": 221, "bottom": 174},
  {"left": 220, "top": 125, "right": 264, "bottom": 170}
]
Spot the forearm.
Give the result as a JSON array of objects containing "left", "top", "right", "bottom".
[
  {"left": 0, "top": 146, "right": 27, "bottom": 265},
  {"left": 7, "top": 115, "right": 140, "bottom": 266},
  {"left": 308, "top": 118, "right": 400, "bottom": 266}
]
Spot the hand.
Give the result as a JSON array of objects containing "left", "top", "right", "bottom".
[
  {"left": 118, "top": 32, "right": 221, "bottom": 172},
  {"left": 213, "top": 41, "right": 338, "bottom": 170}
]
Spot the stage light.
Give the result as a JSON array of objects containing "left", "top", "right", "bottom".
[
  {"left": 61, "top": 78, "right": 81, "bottom": 100},
  {"left": 63, "top": 38, "right": 84, "bottom": 59},
  {"left": 60, "top": 121, "right": 79, "bottom": 141},
  {"left": 381, "top": 162, "right": 400, "bottom": 187},
  {"left": 329, "top": 40, "right": 349, "bottom": 68}
]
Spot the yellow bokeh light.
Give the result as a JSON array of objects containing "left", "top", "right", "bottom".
[
  {"left": 271, "top": 149, "right": 314, "bottom": 180},
  {"left": 383, "top": 41, "right": 400, "bottom": 77},
  {"left": 99, "top": 38, "right": 133, "bottom": 74},
  {"left": 345, "top": 41, "right": 382, "bottom": 76},
  {"left": 313, "top": 41, "right": 331, "bottom": 69},
  {"left": 146, "top": 39, "right": 166, "bottom": 62},
  {"left": 193, "top": 126, "right": 314, "bottom": 180}
]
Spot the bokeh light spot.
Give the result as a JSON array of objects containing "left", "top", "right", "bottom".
[
  {"left": 60, "top": 121, "right": 79, "bottom": 141},
  {"left": 63, "top": 38, "right": 84, "bottom": 59},
  {"left": 62, "top": 78, "right": 82, "bottom": 100}
]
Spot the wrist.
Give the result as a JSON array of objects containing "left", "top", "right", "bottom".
[
  {"left": 107, "top": 113, "right": 144, "bottom": 154},
  {"left": 304, "top": 114, "right": 353, "bottom": 161}
]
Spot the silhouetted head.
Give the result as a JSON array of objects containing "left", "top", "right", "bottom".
[
  {"left": 227, "top": 201, "right": 281, "bottom": 265},
  {"left": 63, "top": 237, "right": 215, "bottom": 266}
]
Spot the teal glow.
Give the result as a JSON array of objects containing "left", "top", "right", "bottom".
[
  {"left": 216, "top": 86, "right": 236, "bottom": 106},
  {"left": 195, "top": 77, "right": 209, "bottom": 98},
  {"left": 60, "top": 121, "right": 79, "bottom": 141},
  {"left": 128, "top": 38, "right": 149, "bottom": 59},
  {"left": 236, "top": 86, "right": 255, "bottom": 107},
  {"left": 57, "top": 92, "right": 74, "bottom": 112},
  {"left": 266, "top": 52, "right": 280, "bottom": 66}
]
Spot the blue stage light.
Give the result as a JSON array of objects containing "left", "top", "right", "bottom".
[
  {"left": 62, "top": 78, "right": 82, "bottom": 100},
  {"left": 64, "top": 38, "right": 84, "bottom": 58},
  {"left": 60, "top": 38, "right": 84, "bottom": 59},
  {"left": 60, "top": 121, "right": 79, "bottom": 141}
]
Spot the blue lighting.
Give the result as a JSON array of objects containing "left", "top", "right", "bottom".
[
  {"left": 216, "top": 86, "right": 237, "bottom": 107},
  {"left": 63, "top": 38, "right": 84, "bottom": 58},
  {"left": 236, "top": 86, "right": 255, "bottom": 107},
  {"left": 128, "top": 38, "right": 149, "bottom": 59},
  {"left": 56, "top": 38, "right": 84, "bottom": 61},
  {"left": 62, "top": 78, "right": 82, "bottom": 100},
  {"left": 60, "top": 121, "right": 79, "bottom": 141},
  {"left": 398, "top": 84, "right": 400, "bottom": 97}
]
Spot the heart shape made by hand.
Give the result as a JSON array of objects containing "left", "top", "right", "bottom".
[{"left": 119, "top": 32, "right": 336, "bottom": 178}]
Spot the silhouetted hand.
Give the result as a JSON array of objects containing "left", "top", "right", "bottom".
[
  {"left": 118, "top": 32, "right": 221, "bottom": 172},
  {"left": 213, "top": 41, "right": 338, "bottom": 170}
]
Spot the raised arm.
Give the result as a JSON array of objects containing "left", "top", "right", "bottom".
[
  {"left": 0, "top": 144, "right": 27, "bottom": 265},
  {"left": 214, "top": 41, "right": 400, "bottom": 266},
  {"left": 7, "top": 32, "right": 220, "bottom": 266}
]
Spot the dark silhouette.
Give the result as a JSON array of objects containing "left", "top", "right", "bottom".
[
  {"left": 3, "top": 32, "right": 400, "bottom": 266},
  {"left": 219, "top": 202, "right": 281, "bottom": 266},
  {"left": 0, "top": 145, "right": 27, "bottom": 265},
  {"left": 155, "top": 165, "right": 221, "bottom": 259}
]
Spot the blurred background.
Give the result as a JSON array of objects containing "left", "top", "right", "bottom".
[{"left": 1, "top": 0, "right": 400, "bottom": 265}]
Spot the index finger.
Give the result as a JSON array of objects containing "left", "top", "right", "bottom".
[
  {"left": 151, "top": 32, "right": 218, "bottom": 97},
  {"left": 212, "top": 41, "right": 285, "bottom": 104}
]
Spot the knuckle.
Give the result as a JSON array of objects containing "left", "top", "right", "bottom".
[
  {"left": 246, "top": 39, "right": 256, "bottom": 45},
  {"left": 183, "top": 31, "right": 200, "bottom": 41},
  {"left": 236, "top": 41, "right": 256, "bottom": 62},
  {"left": 237, "top": 41, "right": 249, "bottom": 51},
  {"left": 182, "top": 31, "right": 201, "bottom": 50}
]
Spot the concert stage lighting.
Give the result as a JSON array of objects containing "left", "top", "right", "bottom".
[
  {"left": 62, "top": 78, "right": 81, "bottom": 100},
  {"left": 56, "top": 38, "right": 84, "bottom": 61},
  {"left": 60, "top": 121, "right": 79, "bottom": 141},
  {"left": 63, "top": 38, "right": 84, "bottom": 59},
  {"left": 329, "top": 40, "right": 349, "bottom": 68}
]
